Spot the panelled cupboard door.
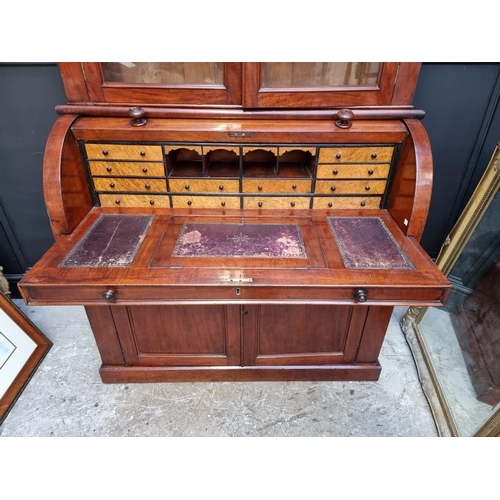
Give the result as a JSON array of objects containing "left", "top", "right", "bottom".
[
  {"left": 241, "top": 304, "right": 367, "bottom": 366},
  {"left": 111, "top": 305, "right": 242, "bottom": 367},
  {"left": 242, "top": 62, "right": 421, "bottom": 108},
  {"left": 60, "top": 63, "right": 243, "bottom": 106}
]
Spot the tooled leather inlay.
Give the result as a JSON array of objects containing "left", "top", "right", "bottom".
[
  {"left": 328, "top": 217, "right": 414, "bottom": 269},
  {"left": 172, "top": 223, "right": 307, "bottom": 258},
  {"left": 60, "top": 214, "right": 153, "bottom": 267}
]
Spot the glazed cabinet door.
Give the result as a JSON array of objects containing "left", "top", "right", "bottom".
[
  {"left": 241, "top": 304, "right": 369, "bottom": 366},
  {"left": 60, "top": 63, "right": 242, "bottom": 106},
  {"left": 109, "top": 305, "right": 241, "bottom": 367},
  {"left": 242, "top": 62, "right": 420, "bottom": 108}
]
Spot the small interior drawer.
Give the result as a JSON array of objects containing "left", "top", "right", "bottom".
[
  {"left": 316, "top": 164, "right": 390, "bottom": 179},
  {"left": 315, "top": 180, "right": 387, "bottom": 195},
  {"left": 99, "top": 194, "right": 170, "bottom": 208},
  {"left": 85, "top": 144, "right": 163, "bottom": 161},
  {"left": 318, "top": 147, "right": 394, "bottom": 163},
  {"left": 169, "top": 179, "right": 240, "bottom": 193},
  {"left": 93, "top": 178, "right": 167, "bottom": 192},
  {"left": 89, "top": 162, "right": 165, "bottom": 177},
  {"left": 243, "top": 197, "right": 311, "bottom": 209},
  {"left": 171, "top": 196, "right": 241, "bottom": 209},
  {"left": 242, "top": 179, "right": 312, "bottom": 194},
  {"left": 312, "top": 196, "right": 381, "bottom": 209}
]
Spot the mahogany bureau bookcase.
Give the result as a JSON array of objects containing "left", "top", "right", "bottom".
[{"left": 18, "top": 63, "right": 450, "bottom": 383}]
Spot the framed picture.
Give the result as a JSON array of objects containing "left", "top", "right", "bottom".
[{"left": 0, "top": 291, "right": 52, "bottom": 425}]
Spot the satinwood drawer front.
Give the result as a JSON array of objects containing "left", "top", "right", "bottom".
[
  {"left": 312, "top": 197, "right": 381, "bottom": 209},
  {"left": 99, "top": 194, "right": 170, "bottom": 207},
  {"left": 242, "top": 179, "right": 312, "bottom": 194},
  {"left": 318, "top": 147, "right": 394, "bottom": 163},
  {"left": 169, "top": 179, "right": 240, "bottom": 193},
  {"left": 89, "top": 162, "right": 165, "bottom": 177},
  {"left": 171, "top": 196, "right": 240, "bottom": 209},
  {"left": 93, "top": 178, "right": 167, "bottom": 192},
  {"left": 85, "top": 144, "right": 163, "bottom": 161},
  {"left": 315, "top": 180, "right": 387, "bottom": 195},
  {"left": 243, "top": 197, "right": 310, "bottom": 209},
  {"left": 316, "top": 164, "right": 390, "bottom": 179}
]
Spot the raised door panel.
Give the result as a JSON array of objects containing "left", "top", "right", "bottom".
[
  {"left": 242, "top": 304, "right": 369, "bottom": 366},
  {"left": 112, "top": 305, "right": 241, "bottom": 367}
]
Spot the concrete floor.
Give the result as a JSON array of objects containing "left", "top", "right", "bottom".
[{"left": 0, "top": 302, "right": 438, "bottom": 437}]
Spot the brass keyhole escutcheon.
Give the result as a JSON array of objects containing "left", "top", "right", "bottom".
[{"left": 236, "top": 288, "right": 241, "bottom": 296}]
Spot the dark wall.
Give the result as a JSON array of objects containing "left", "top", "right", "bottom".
[
  {"left": 413, "top": 63, "right": 500, "bottom": 256},
  {"left": 0, "top": 63, "right": 66, "bottom": 295},
  {"left": 1, "top": 62, "right": 499, "bottom": 297}
]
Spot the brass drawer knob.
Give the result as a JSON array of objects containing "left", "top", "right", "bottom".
[
  {"left": 103, "top": 290, "right": 116, "bottom": 302},
  {"left": 292, "top": 184, "right": 297, "bottom": 189},
  {"left": 330, "top": 186, "right": 336, "bottom": 192},
  {"left": 149, "top": 200, "right": 155, "bottom": 205},
  {"left": 332, "top": 169, "right": 338, "bottom": 175},
  {"left": 365, "top": 185, "right": 371, "bottom": 191},
  {"left": 109, "top": 182, "right": 115, "bottom": 188},
  {"left": 102, "top": 149, "right": 108, "bottom": 156},
  {"left": 258, "top": 185, "right": 263, "bottom": 191},
  {"left": 219, "top": 185, "right": 224, "bottom": 190},
  {"left": 114, "top": 199, "right": 120, "bottom": 205},
  {"left": 185, "top": 184, "right": 190, "bottom": 190},
  {"left": 106, "top": 166, "right": 112, "bottom": 172},
  {"left": 355, "top": 289, "right": 367, "bottom": 303},
  {"left": 187, "top": 200, "right": 192, "bottom": 206},
  {"left": 360, "top": 201, "right": 366, "bottom": 207},
  {"left": 371, "top": 153, "right": 377, "bottom": 159},
  {"left": 336, "top": 153, "right": 341, "bottom": 160},
  {"left": 142, "top": 167, "right": 148, "bottom": 173},
  {"left": 258, "top": 202, "right": 263, "bottom": 207},
  {"left": 290, "top": 202, "right": 296, "bottom": 207},
  {"left": 145, "top": 183, "right": 151, "bottom": 189},
  {"left": 221, "top": 201, "right": 226, "bottom": 207},
  {"left": 140, "top": 150, "right": 146, "bottom": 156},
  {"left": 328, "top": 202, "right": 333, "bottom": 208},
  {"left": 368, "top": 169, "right": 374, "bottom": 175}
]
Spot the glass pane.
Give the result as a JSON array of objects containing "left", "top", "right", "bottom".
[
  {"left": 261, "top": 62, "right": 381, "bottom": 88},
  {"left": 101, "top": 63, "right": 224, "bottom": 86}
]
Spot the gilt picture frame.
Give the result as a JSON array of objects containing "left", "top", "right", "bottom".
[
  {"left": 401, "top": 141, "right": 500, "bottom": 436},
  {"left": 0, "top": 291, "right": 52, "bottom": 425}
]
